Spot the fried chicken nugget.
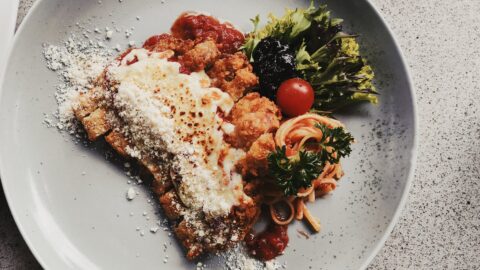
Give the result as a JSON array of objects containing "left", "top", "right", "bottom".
[
  {"left": 244, "top": 133, "right": 276, "bottom": 177},
  {"left": 180, "top": 40, "right": 220, "bottom": 72},
  {"left": 142, "top": 33, "right": 194, "bottom": 54},
  {"left": 227, "top": 92, "right": 281, "bottom": 149},
  {"left": 207, "top": 52, "right": 258, "bottom": 101}
]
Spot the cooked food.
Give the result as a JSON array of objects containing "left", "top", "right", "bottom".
[
  {"left": 243, "top": 1, "right": 378, "bottom": 112},
  {"left": 251, "top": 37, "right": 298, "bottom": 100},
  {"left": 226, "top": 92, "right": 282, "bottom": 149},
  {"left": 243, "top": 133, "right": 275, "bottom": 177},
  {"left": 142, "top": 33, "right": 194, "bottom": 54},
  {"left": 171, "top": 13, "right": 246, "bottom": 54},
  {"left": 276, "top": 78, "right": 314, "bottom": 117},
  {"left": 61, "top": 1, "right": 377, "bottom": 263},
  {"left": 73, "top": 15, "right": 261, "bottom": 259},
  {"left": 208, "top": 52, "right": 258, "bottom": 101}
]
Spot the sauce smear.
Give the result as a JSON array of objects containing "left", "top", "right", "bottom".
[
  {"left": 245, "top": 224, "right": 289, "bottom": 261},
  {"left": 171, "top": 13, "right": 245, "bottom": 54}
]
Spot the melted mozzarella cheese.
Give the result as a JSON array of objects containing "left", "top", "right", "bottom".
[{"left": 107, "top": 48, "right": 249, "bottom": 216}]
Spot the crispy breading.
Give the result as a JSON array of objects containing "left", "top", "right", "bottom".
[
  {"left": 242, "top": 180, "right": 263, "bottom": 204},
  {"left": 81, "top": 108, "right": 111, "bottom": 141},
  {"left": 137, "top": 156, "right": 173, "bottom": 196},
  {"left": 180, "top": 40, "right": 220, "bottom": 72},
  {"left": 244, "top": 133, "right": 275, "bottom": 177},
  {"left": 143, "top": 33, "right": 194, "bottom": 54},
  {"left": 73, "top": 91, "right": 98, "bottom": 120},
  {"left": 151, "top": 174, "right": 172, "bottom": 196},
  {"left": 207, "top": 52, "right": 258, "bottom": 101},
  {"left": 227, "top": 92, "right": 281, "bottom": 149},
  {"left": 231, "top": 201, "right": 261, "bottom": 237},
  {"left": 73, "top": 72, "right": 107, "bottom": 120},
  {"left": 159, "top": 191, "right": 184, "bottom": 221},
  {"left": 105, "top": 130, "right": 129, "bottom": 157},
  {"left": 174, "top": 220, "right": 204, "bottom": 260}
]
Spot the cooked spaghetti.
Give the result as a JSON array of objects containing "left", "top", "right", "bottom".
[{"left": 266, "top": 114, "right": 350, "bottom": 232}]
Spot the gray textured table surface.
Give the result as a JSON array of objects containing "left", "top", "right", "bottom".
[{"left": 1, "top": 0, "right": 479, "bottom": 269}]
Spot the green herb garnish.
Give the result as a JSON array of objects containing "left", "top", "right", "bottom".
[
  {"left": 268, "top": 146, "right": 323, "bottom": 196},
  {"left": 313, "top": 123, "right": 354, "bottom": 164},
  {"left": 268, "top": 124, "right": 354, "bottom": 195}
]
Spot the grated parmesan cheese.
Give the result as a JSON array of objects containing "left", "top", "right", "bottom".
[
  {"left": 126, "top": 187, "right": 136, "bottom": 200},
  {"left": 43, "top": 35, "right": 113, "bottom": 132},
  {"left": 223, "top": 245, "right": 265, "bottom": 270},
  {"left": 106, "top": 30, "right": 114, "bottom": 39}
]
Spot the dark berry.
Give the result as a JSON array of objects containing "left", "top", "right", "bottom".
[{"left": 252, "top": 37, "right": 298, "bottom": 100}]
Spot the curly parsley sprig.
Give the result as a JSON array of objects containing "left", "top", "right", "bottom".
[
  {"left": 313, "top": 123, "right": 354, "bottom": 164},
  {"left": 268, "top": 146, "right": 323, "bottom": 196},
  {"left": 268, "top": 124, "right": 354, "bottom": 196}
]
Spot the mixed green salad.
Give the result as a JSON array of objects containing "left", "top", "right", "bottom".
[{"left": 242, "top": 1, "right": 378, "bottom": 112}]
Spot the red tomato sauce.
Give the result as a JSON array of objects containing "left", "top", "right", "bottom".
[
  {"left": 142, "top": 34, "right": 167, "bottom": 49},
  {"left": 142, "top": 35, "right": 191, "bottom": 74},
  {"left": 116, "top": 48, "right": 140, "bottom": 66},
  {"left": 171, "top": 13, "right": 245, "bottom": 54},
  {"left": 245, "top": 224, "right": 289, "bottom": 261}
]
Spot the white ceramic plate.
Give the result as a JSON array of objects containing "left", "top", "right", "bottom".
[
  {"left": 0, "top": 0, "right": 19, "bottom": 82},
  {"left": 0, "top": 0, "right": 416, "bottom": 269}
]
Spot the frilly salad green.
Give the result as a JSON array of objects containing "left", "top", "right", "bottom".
[{"left": 242, "top": 1, "right": 378, "bottom": 112}]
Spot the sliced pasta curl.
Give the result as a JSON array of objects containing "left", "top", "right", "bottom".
[
  {"left": 269, "top": 199, "right": 295, "bottom": 225},
  {"left": 274, "top": 113, "right": 344, "bottom": 154},
  {"left": 267, "top": 113, "right": 349, "bottom": 232}
]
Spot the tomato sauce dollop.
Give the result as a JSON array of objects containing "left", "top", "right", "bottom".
[
  {"left": 171, "top": 13, "right": 245, "bottom": 54},
  {"left": 245, "top": 224, "right": 289, "bottom": 261}
]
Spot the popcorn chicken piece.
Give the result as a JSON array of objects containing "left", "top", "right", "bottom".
[
  {"left": 227, "top": 93, "right": 281, "bottom": 149},
  {"left": 81, "top": 108, "right": 111, "bottom": 141},
  {"left": 143, "top": 33, "right": 194, "bottom": 54},
  {"left": 180, "top": 40, "right": 220, "bottom": 72},
  {"left": 221, "top": 68, "right": 258, "bottom": 101},
  {"left": 208, "top": 52, "right": 258, "bottom": 101},
  {"left": 244, "top": 133, "right": 275, "bottom": 177}
]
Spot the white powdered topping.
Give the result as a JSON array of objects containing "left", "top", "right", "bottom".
[
  {"left": 107, "top": 48, "right": 249, "bottom": 216},
  {"left": 43, "top": 36, "right": 112, "bottom": 132},
  {"left": 126, "top": 187, "right": 136, "bottom": 200},
  {"left": 264, "top": 260, "right": 281, "bottom": 270},
  {"left": 223, "top": 245, "right": 283, "bottom": 270}
]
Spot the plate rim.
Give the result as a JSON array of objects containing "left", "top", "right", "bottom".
[
  {"left": 0, "top": 0, "right": 19, "bottom": 83},
  {"left": 356, "top": 2, "right": 418, "bottom": 269},
  {"left": 0, "top": 0, "right": 418, "bottom": 269}
]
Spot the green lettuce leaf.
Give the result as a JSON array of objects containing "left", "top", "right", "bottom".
[{"left": 243, "top": 1, "right": 378, "bottom": 112}]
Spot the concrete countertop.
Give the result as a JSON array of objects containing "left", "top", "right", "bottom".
[{"left": 0, "top": 0, "right": 478, "bottom": 269}]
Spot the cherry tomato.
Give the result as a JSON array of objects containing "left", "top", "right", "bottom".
[{"left": 276, "top": 78, "right": 314, "bottom": 117}]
